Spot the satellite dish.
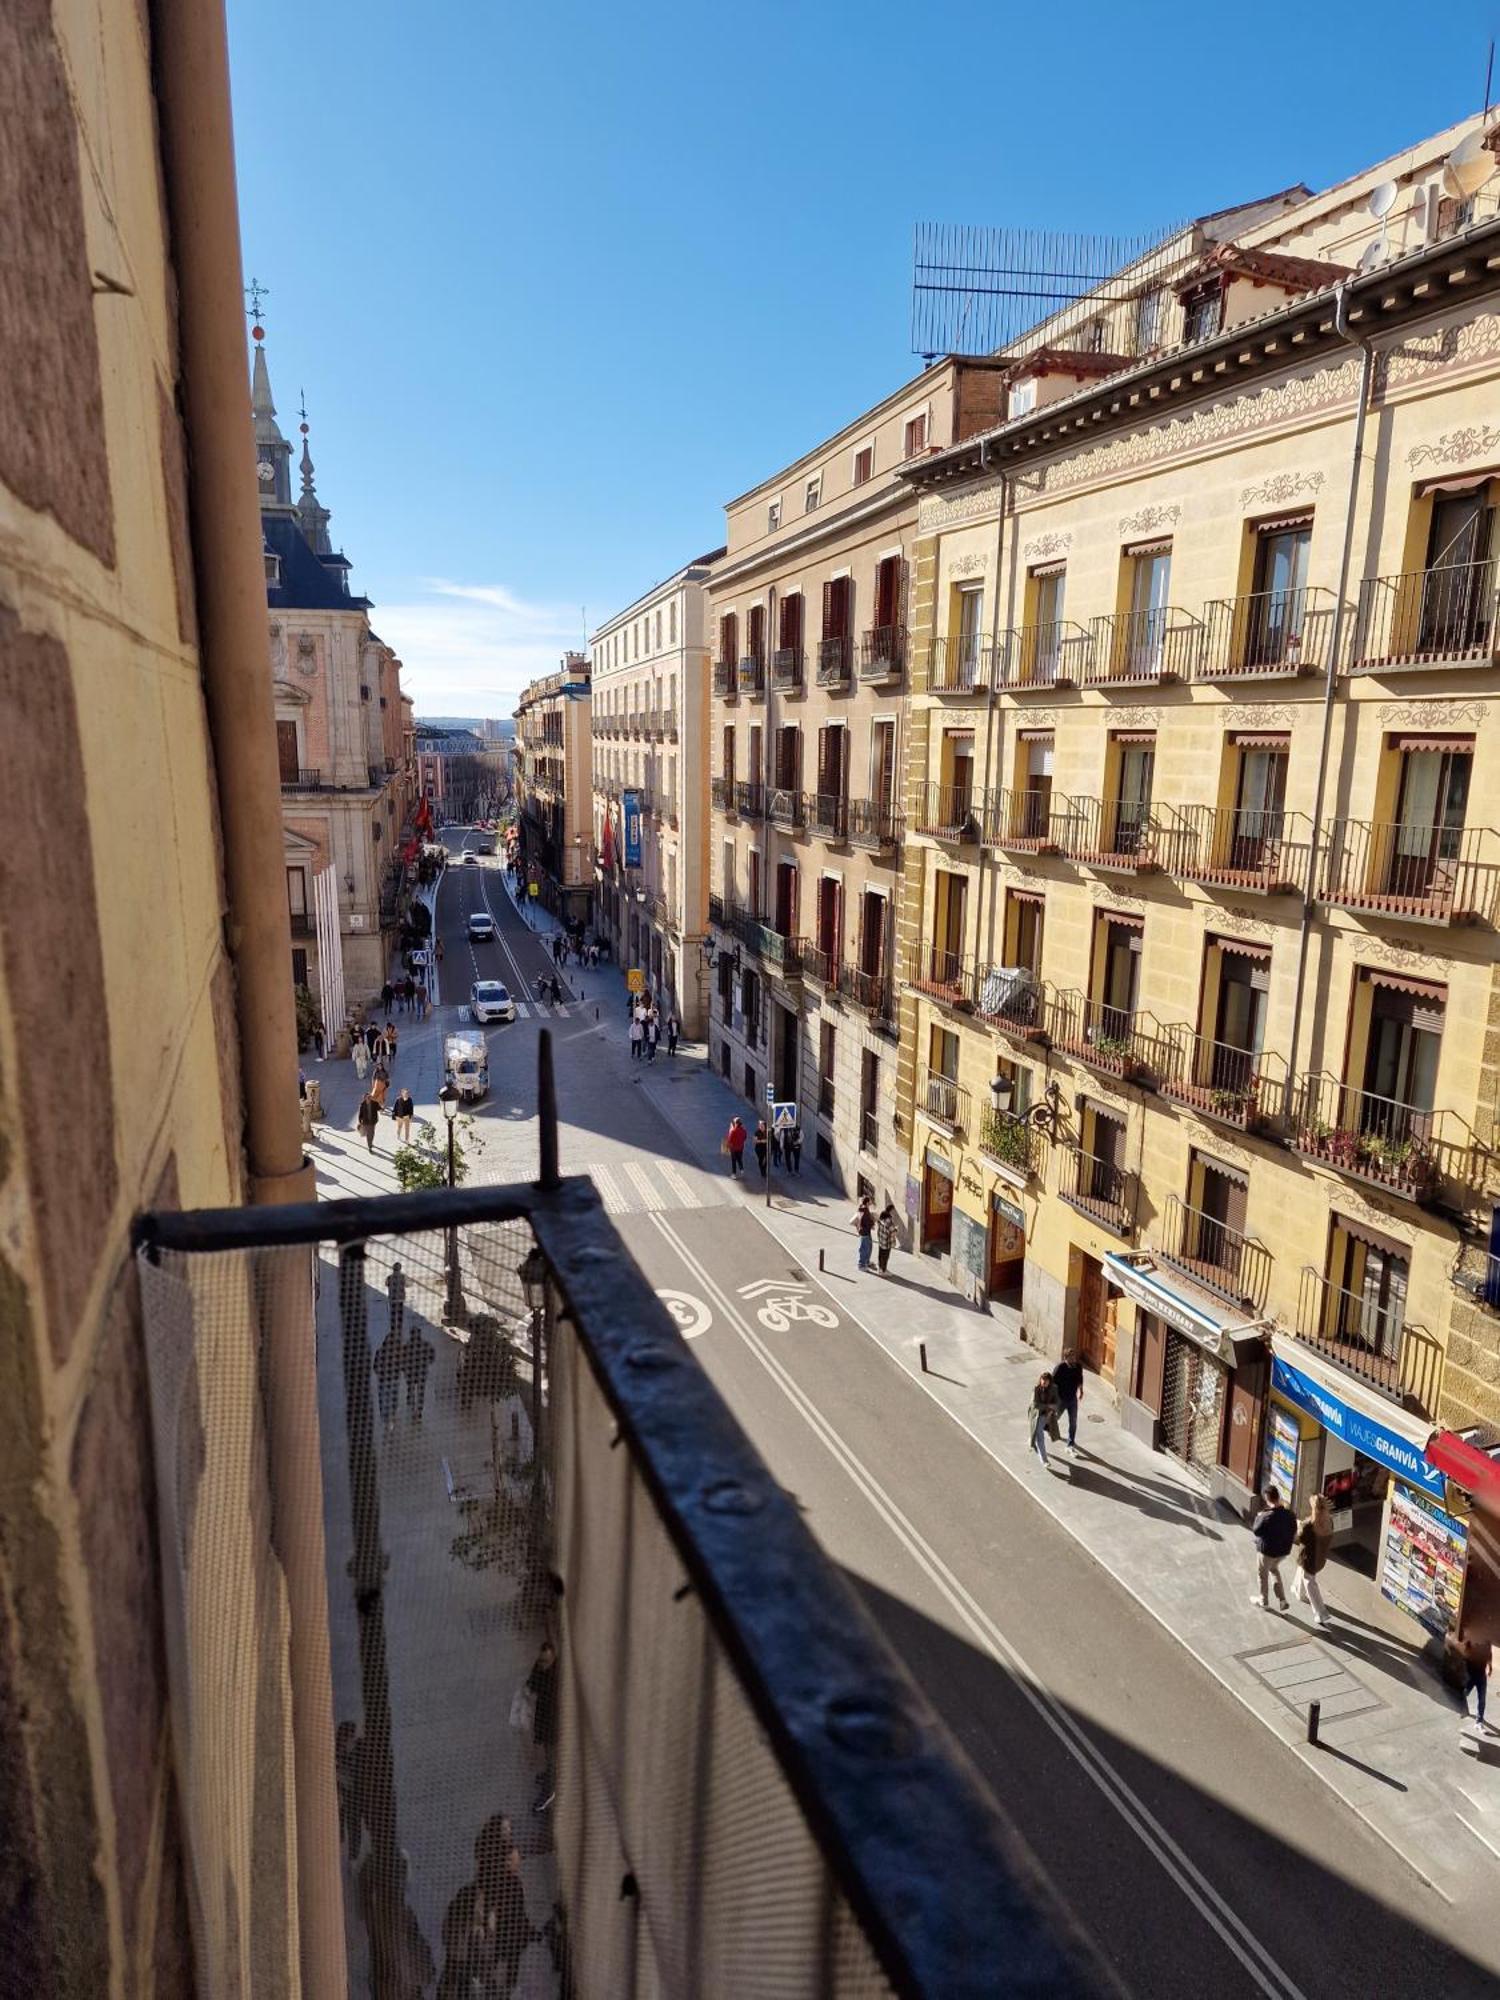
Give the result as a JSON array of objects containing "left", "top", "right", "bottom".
[
  {"left": 1368, "top": 179, "right": 1398, "bottom": 219},
  {"left": 1443, "top": 128, "right": 1496, "bottom": 200},
  {"left": 1357, "top": 238, "right": 1387, "bottom": 275}
]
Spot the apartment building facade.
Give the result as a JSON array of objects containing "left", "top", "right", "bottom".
[
  {"left": 590, "top": 552, "right": 719, "bottom": 1033},
  {"left": 707, "top": 361, "right": 1007, "bottom": 1207},
  {"left": 514, "top": 652, "right": 594, "bottom": 925},
  {"left": 896, "top": 120, "right": 1500, "bottom": 1636}
]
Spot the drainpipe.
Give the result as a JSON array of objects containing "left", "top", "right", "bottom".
[
  {"left": 975, "top": 468, "right": 1014, "bottom": 989},
  {"left": 151, "top": 4, "right": 346, "bottom": 1995},
  {"left": 1282, "top": 283, "right": 1376, "bottom": 1117}
]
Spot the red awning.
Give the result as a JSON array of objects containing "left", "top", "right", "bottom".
[
  {"left": 1230, "top": 731, "right": 1291, "bottom": 749},
  {"left": 1365, "top": 969, "right": 1447, "bottom": 1002},
  {"left": 1253, "top": 511, "right": 1315, "bottom": 534},
  {"left": 1391, "top": 733, "right": 1475, "bottom": 753},
  {"left": 1211, "top": 933, "right": 1272, "bottom": 960},
  {"left": 1427, "top": 1430, "right": 1500, "bottom": 1508},
  {"left": 1112, "top": 730, "right": 1156, "bottom": 745}
]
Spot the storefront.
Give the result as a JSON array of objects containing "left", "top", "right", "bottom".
[
  {"left": 1268, "top": 1338, "right": 1466, "bottom": 1639},
  {"left": 1106, "top": 1251, "right": 1269, "bottom": 1509},
  {"left": 988, "top": 1188, "right": 1025, "bottom": 1303},
  {"left": 920, "top": 1146, "right": 954, "bottom": 1255}
]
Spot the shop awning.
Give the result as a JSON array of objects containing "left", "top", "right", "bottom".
[
  {"left": 1211, "top": 933, "right": 1272, "bottom": 960},
  {"left": 1426, "top": 1430, "right": 1500, "bottom": 1510},
  {"left": 1253, "top": 511, "right": 1315, "bottom": 533},
  {"left": 1102, "top": 1252, "right": 1269, "bottom": 1364},
  {"left": 1269, "top": 1334, "right": 1447, "bottom": 1498},
  {"left": 1363, "top": 969, "right": 1446, "bottom": 1002},
  {"left": 1229, "top": 731, "right": 1291, "bottom": 749}
]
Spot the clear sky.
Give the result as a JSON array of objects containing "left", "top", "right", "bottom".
[{"left": 227, "top": 0, "right": 1499, "bottom": 715}]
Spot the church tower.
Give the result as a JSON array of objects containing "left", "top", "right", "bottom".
[
  {"left": 250, "top": 312, "right": 294, "bottom": 513},
  {"left": 296, "top": 395, "right": 333, "bottom": 555}
]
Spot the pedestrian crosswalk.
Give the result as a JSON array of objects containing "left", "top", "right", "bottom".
[
  {"left": 458, "top": 1000, "right": 581, "bottom": 1023},
  {"left": 584, "top": 1158, "right": 723, "bottom": 1216}
]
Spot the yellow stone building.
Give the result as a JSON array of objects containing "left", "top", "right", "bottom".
[{"left": 895, "top": 119, "right": 1500, "bottom": 1626}]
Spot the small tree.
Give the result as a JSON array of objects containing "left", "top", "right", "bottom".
[
  {"left": 392, "top": 1117, "right": 475, "bottom": 1193},
  {"left": 293, "top": 984, "right": 323, "bottom": 1052}
]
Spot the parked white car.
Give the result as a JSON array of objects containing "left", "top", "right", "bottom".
[
  {"left": 469, "top": 979, "right": 516, "bottom": 1024},
  {"left": 467, "top": 911, "right": 496, "bottom": 941}
]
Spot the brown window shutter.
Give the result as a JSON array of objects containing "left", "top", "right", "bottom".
[{"left": 822, "top": 578, "right": 836, "bottom": 637}]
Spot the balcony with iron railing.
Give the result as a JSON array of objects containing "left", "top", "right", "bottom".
[
  {"left": 1196, "top": 586, "right": 1333, "bottom": 681},
  {"left": 919, "top": 1069, "right": 969, "bottom": 1133},
  {"left": 1061, "top": 796, "right": 1195, "bottom": 874},
  {"left": 708, "top": 890, "right": 724, "bottom": 927},
  {"left": 1155, "top": 1194, "right": 1269, "bottom": 1308},
  {"left": 735, "top": 779, "right": 765, "bottom": 819},
  {"left": 712, "top": 660, "right": 737, "bottom": 697},
  {"left": 1175, "top": 805, "right": 1313, "bottom": 897},
  {"left": 840, "top": 961, "right": 893, "bottom": 1024},
  {"left": 289, "top": 913, "right": 315, "bottom": 939},
  {"left": 977, "top": 1106, "right": 1038, "bottom": 1180},
  {"left": 931, "top": 635, "right": 994, "bottom": 695},
  {"left": 1318, "top": 817, "right": 1500, "bottom": 926},
  {"left": 767, "top": 785, "right": 804, "bottom": 830},
  {"left": 801, "top": 941, "right": 836, "bottom": 987},
  {"left": 282, "top": 767, "right": 323, "bottom": 790},
  {"left": 973, "top": 966, "right": 1050, "bottom": 1045},
  {"left": 1059, "top": 1147, "right": 1138, "bottom": 1235},
  {"left": 1157, "top": 1028, "right": 1285, "bottom": 1134},
  {"left": 723, "top": 903, "right": 809, "bottom": 978},
  {"left": 645, "top": 709, "right": 663, "bottom": 738},
  {"left": 817, "top": 635, "right": 853, "bottom": 687},
  {"left": 1351, "top": 559, "right": 1500, "bottom": 674},
  {"left": 1295, "top": 1266, "right": 1444, "bottom": 1415},
  {"left": 663, "top": 706, "right": 678, "bottom": 738},
  {"left": 846, "top": 797, "right": 903, "bottom": 849},
  {"left": 983, "top": 787, "right": 1077, "bottom": 856},
  {"left": 710, "top": 776, "right": 734, "bottom": 814},
  {"left": 903, "top": 943, "right": 974, "bottom": 1010},
  {"left": 860, "top": 624, "right": 906, "bottom": 682},
  {"left": 1289, "top": 1072, "right": 1484, "bottom": 1205},
  {"left": 738, "top": 651, "right": 766, "bottom": 695},
  {"left": 914, "top": 782, "right": 982, "bottom": 842},
  {"left": 772, "top": 647, "right": 804, "bottom": 693},
  {"left": 806, "top": 789, "right": 849, "bottom": 839},
  {"left": 1047, "top": 991, "right": 1166, "bottom": 1086},
  {"left": 998, "top": 620, "right": 1092, "bottom": 690},
  {"left": 135, "top": 1044, "right": 1082, "bottom": 2000},
  {"left": 1086, "top": 608, "right": 1201, "bottom": 686},
  {"left": 861, "top": 1106, "right": 881, "bottom": 1153}
]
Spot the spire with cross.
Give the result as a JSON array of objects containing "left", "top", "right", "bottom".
[
  {"left": 295, "top": 387, "right": 332, "bottom": 553},
  {"left": 247, "top": 284, "right": 292, "bottom": 510}
]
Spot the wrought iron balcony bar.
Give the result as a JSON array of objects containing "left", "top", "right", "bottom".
[
  {"left": 1062, "top": 796, "right": 1195, "bottom": 874},
  {"left": 1047, "top": 991, "right": 1166, "bottom": 1086},
  {"left": 801, "top": 942, "right": 836, "bottom": 987},
  {"left": 920, "top": 1069, "right": 970, "bottom": 1132},
  {"left": 1318, "top": 817, "right": 1500, "bottom": 926},
  {"left": 282, "top": 767, "right": 323, "bottom": 790},
  {"left": 904, "top": 944, "right": 974, "bottom": 1010},
  {"left": 1295, "top": 1266, "right": 1442, "bottom": 1415},
  {"left": 914, "top": 782, "right": 982, "bottom": 842},
  {"left": 710, "top": 776, "right": 734, "bottom": 813},
  {"left": 1086, "top": 608, "right": 1201, "bottom": 685},
  {"left": 846, "top": 797, "right": 903, "bottom": 848},
  {"left": 1156, "top": 1028, "right": 1285, "bottom": 1133},
  {"left": 738, "top": 652, "right": 766, "bottom": 693},
  {"left": 1174, "top": 805, "right": 1312, "bottom": 897},
  {"left": 712, "top": 661, "right": 737, "bottom": 697},
  {"left": 998, "top": 620, "right": 1091, "bottom": 689},
  {"left": 860, "top": 624, "right": 907, "bottom": 679},
  {"left": 1197, "top": 585, "right": 1333, "bottom": 680},
  {"left": 931, "top": 635, "right": 994, "bottom": 694},
  {"left": 978, "top": 1106, "right": 1037, "bottom": 1177},
  {"left": 806, "top": 789, "right": 849, "bottom": 839},
  {"left": 772, "top": 646, "right": 804, "bottom": 691},
  {"left": 840, "top": 961, "right": 892, "bottom": 1020},
  {"left": 817, "top": 635, "right": 853, "bottom": 686},
  {"left": 1156, "top": 1194, "right": 1268, "bottom": 1308},
  {"left": 983, "top": 787, "right": 1078, "bottom": 856},
  {"left": 1352, "top": 559, "right": 1500, "bottom": 673},
  {"left": 1288, "top": 1072, "right": 1480, "bottom": 1203},
  {"left": 767, "top": 786, "right": 805, "bottom": 829},
  {"left": 1059, "top": 1149, "right": 1138, "bottom": 1234},
  {"left": 734, "top": 780, "right": 765, "bottom": 819},
  {"left": 973, "top": 967, "right": 1049, "bottom": 1044}
]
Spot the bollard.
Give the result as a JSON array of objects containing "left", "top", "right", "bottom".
[
  {"left": 1307, "top": 1699, "right": 1321, "bottom": 1745},
  {"left": 818, "top": 1247, "right": 825, "bottom": 1273},
  {"left": 919, "top": 1342, "right": 929, "bottom": 1374}
]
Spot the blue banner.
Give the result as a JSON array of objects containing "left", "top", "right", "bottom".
[
  {"left": 622, "top": 790, "right": 643, "bottom": 868},
  {"left": 1270, "top": 1355, "right": 1444, "bottom": 1498}
]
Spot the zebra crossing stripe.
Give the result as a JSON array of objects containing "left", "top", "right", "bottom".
[
  {"left": 657, "top": 1161, "right": 698, "bottom": 1208},
  {"left": 590, "top": 1165, "right": 625, "bottom": 1213},
  {"left": 624, "top": 1161, "right": 666, "bottom": 1210},
  {"left": 513, "top": 1001, "right": 531, "bottom": 1018}
]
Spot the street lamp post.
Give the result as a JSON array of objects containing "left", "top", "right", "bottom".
[{"left": 440, "top": 1083, "right": 461, "bottom": 1322}]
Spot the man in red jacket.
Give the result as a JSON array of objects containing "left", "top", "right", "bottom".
[{"left": 724, "top": 1116, "right": 747, "bottom": 1177}]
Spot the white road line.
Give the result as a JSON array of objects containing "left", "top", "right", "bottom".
[
  {"left": 624, "top": 1161, "right": 666, "bottom": 1210},
  {"left": 657, "top": 1160, "right": 698, "bottom": 1208},
  {"left": 513, "top": 1002, "right": 531, "bottom": 1019},
  {"left": 649, "top": 1212, "right": 1310, "bottom": 2000},
  {"left": 589, "top": 1165, "right": 625, "bottom": 1214}
]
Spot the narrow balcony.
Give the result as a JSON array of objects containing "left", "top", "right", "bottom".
[
  {"left": 1197, "top": 586, "right": 1333, "bottom": 681},
  {"left": 919, "top": 1069, "right": 970, "bottom": 1134},
  {"left": 904, "top": 944, "right": 974, "bottom": 1011},
  {"left": 840, "top": 962, "right": 893, "bottom": 1024},
  {"left": 816, "top": 635, "right": 853, "bottom": 688},
  {"left": 978, "top": 1106, "right": 1038, "bottom": 1181},
  {"left": 1086, "top": 607, "right": 1200, "bottom": 685},
  {"left": 1062, "top": 796, "right": 1195, "bottom": 875},
  {"left": 846, "top": 798, "right": 903, "bottom": 850},
  {"left": 805, "top": 790, "right": 849, "bottom": 840},
  {"left": 1289, "top": 1073, "right": 1483, "bottom": 1205},
  {"left": 1295, "top": 1267, "right": 1443, "bottom": 1415},
  {"left": 288, "top": 913, "right": 315, "bottom": 939},
  {"left": 772, "top": 647, "right": 804, "bottom": 693},
  {"left": 663, "top": 706, "right": 679, "bottom": 737},
  {"left": 801, "top": 942, "right": 836, "bottom": 988},
  {"left": 734, "top": 779, "right": 765, "bottom": 819},
  {"left": 645, "top": 708, "right": 663, "bottom": 738},
  {"left": 1059, "top": 1148, "right": 1138, "bottom": 1235},
  {"left": 1047, "top": 990, "right": 1165, "bottom": 1086},
  {"left": 860, "top": 1106, "right": 880, "bottom": 1152},
  {"left": 712, "top": 660, "right": 737, "bottom": 698},
  {"left": 1175, "top": 805, "right": 1313, "bottom": 897},
  {"left": 860, "top": 624, "right": 906, "bottom": 683},
  {"left": 914, "top": 782, "right": 981, "bottom": 842},
  {"left": 767, "top": 786, "right": 804, "bottom": 830},
  {"left": 282, "top": 767, "right": 323, "bottom": 790},
  {"left": 1318, "top": 818, "right": 1500, "bottom": 927},
  {"left": 710, "top": 775, "right": 735, "bottom": 815},
  {"left": 973, "top": 966, "right": 1050, "bottom": 1046},
  {"left": 708, "top": 890, "right": 724, "bottom": 926},
  {"left": 983, "top": 787, "right": 1075, "bottom": 856},
  {"left": 998, "top": 620, "right": 1091, "bottom": 690},
  {"left": 931, "top": 635, "right": 994, "bottom": 695},
  {"left": 1156, "top": 1194, "right": 1269, "bottom": 1309},
  {"left": 817, "top": 1071, "right": 836, "bottom": 1118},
  {"left": 1351, "top": 560, "right": 1500, "bottom": 674},
  {"left": 738, "top": 652, "right": 766, "bottom": 695},
  {"left": 1157, "top": 1028, "right": 1286, "bottom": 1134}
]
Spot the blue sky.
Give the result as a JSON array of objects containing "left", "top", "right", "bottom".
[{"left": 228, "top": 0, "right": 1498, "bottom": 714}]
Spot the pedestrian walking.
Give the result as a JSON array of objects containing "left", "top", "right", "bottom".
[
  {"left": 391, "top": 1087, "right": 415, "bottom": 1144},
  {"left": 373, "top": 1324, "right": 404, "bottom": 1436},
  {"left": 645, "top": 1013, "right": 660, "bottom": 1062},
  {"left": 753, "top": 1120, "right": 769, "bottom": 1178},
  {"left": 853, "top": 1195, "right": 875, "bottom": 1271},
  {"left": 784, "top": 1122, "right": 802, "bottom": 1176},
  {"left": 352, "top": 1037, "right": 370, "bottom": 1082},
  {"left": 1249, "top": 1485, "right": 1296, "bottom": 1610},
  {"left": 356, "top": 1091, "right": 381, "bottom": 1152},
  {"left": 666, "top": 1012, "right": 679, "bottom": 1056},
  {"left": 370, "top": 1061, "right": 390, "bottom": 1108},
  {"left": 769, "top": 1123, "right": 784, "bottom": 1169},
  {"left": 723, "top": 1115, "right": 747, "bottom": 1177},
  {"left": 403, "top": 1325, "right": 434, "bottom": 1422},
  {"left": 386, "top": 1258, "right": 406, "bottom": 1344},
  {"left": 1292, "top": 1493, "right": 1333, "bottom": 1627},
  {"left": 528, "top": 1639, "right": 559, "bottom": 1813},
  {"left": 1027, "top": 1371, "right": 1060, "bottom": 1467},
  {"left": 334, "top": 1721, "right": 368, "bottom": 1858},
  {"left": 1051, "top": 1348, "right": 1084, "bottom": 1450},
  {"left": 383, "top": 1022, "right": 399, "bottom": 1065},
  {"left": 435, "top": 936, "right": 445, "bottom": 967},
  {"left": 365, "top": 1022, "right": 382, "bottom": 1057},
  {"left": 876, "top": 1199, "right": 899, "bottom": 1274},
  {"left": 628, "top": 1014, "right": 644, "bottom": 1061},
  {"left": 1458, "top": 1629, "right": 1493, "bottom": 1735},
  {"left": 381, "top": 980, "right": 394, "bottom": 1015}
]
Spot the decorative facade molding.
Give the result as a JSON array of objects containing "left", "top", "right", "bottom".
[
  {"left": 1374, "top": 701, "right": 1487, "bottom": 728},
  {"left": 1360, "top": 935, "right": 1452, "bottom": 973},
  {"left": 947, "top": 552, "right": 990, "bottom": 577},
  {"left": 1117, "top": 503, "right": 1181, "bottom": 537},
  {"left": 917, "top": 486, "right": 1002, "bottom": 534},
  {"left": 1196, "top": 1134, "right": 1251, "bottom": 1170},
  {"left": 1108, "top": 705, "right": 1162, "bottom": 726},
  {"left": 1091, "top": 889, "right": 1147, "bottom": 914},
  {"left": 1009, "top": 708, "right": 1059, "bottom": 729},
  {"left": 1406, "top": 422, "right": 1500, "bottom": 469},
  {"left": 1220, "top": 703, "right": 1298, "bottom": 729},
  {"left": 1240, "top": 469, "right": 1325, "bottom": 510},
  {"left": 1023, "top": 530, "right": 1072, "bottom": 562},
  {"left": 1220, "top": 909, "right": 1276, "bottom": 940},
  {"left": 1382, "top": 314, "right": 1500, "bottom": 396},
  {"left": 1327, "top": 1186, "right": 1416, "bottom": 1243}
]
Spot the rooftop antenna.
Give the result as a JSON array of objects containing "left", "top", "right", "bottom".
[
  {"left": 1485, "top": 36, "right": 1494, "bottom": 119},
  {"left": 1358, "top": 180, "right": 1398, "bottom": 273}
]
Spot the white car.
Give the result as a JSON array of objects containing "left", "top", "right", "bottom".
[
  {"left": 462, "top": 850, "right": 478, "bottom": 865},
  {"left": 467, "top": 911, "right": 496, "bottom": 942},
  {"left": 470, "top": 979, "right": 516, "bottom": 1024}
]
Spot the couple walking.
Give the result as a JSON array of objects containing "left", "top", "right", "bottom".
[
  {"left": 852, "top": 1195, "right": 900, "bottom": 1273},
  {"left": 372, "top": 1262, "right": 434, "bottom": 1433},
  {"left": 1026, "top": 1351, "right": 1085, "bottom": 1467},
  {"left": 1248, "top": 1487, "right": 1336, "bottom": 1622}
]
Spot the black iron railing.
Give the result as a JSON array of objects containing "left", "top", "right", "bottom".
[
  {"left": 973, "top": 966, "right": 1049, "bottom": 1043},
  {"left": 1062, "top": 796, "right": 1194, "bottom": 874},
  {"left": 914, "top": 782, "right": 981, "bottom": 841},
  {"left": 846, "top": 798, "right": 903, "bottom": 848},
  {"left": 711, "top": 776, "right": 734, "bottom": 813},
  {"left": 1353, "top": 560, "right": 1500, "bottom": 672},
  {"left": 1288, "top": 1072, "right": 1482, "bottom": 1203},
  {"left": 738, "top": 653, "right": 766, "bottom": 694},
  {"left": 1087, "top": 608, "right": 1200, "bottom": 684},
  {"left": 712, "top": 661, "right": 736, "bottom": 696},
  {"left": 1059, "top": 1149, "right": 1138, "bottom": 1234},
  {"left": 904, "top": 944, "right": 974, "bottom": 1009},
  {"left": 772, "top": 647, "right": 804, "bottom": 691},
  {"left": 1156, "top": 1028, "right": 1285, "bottom": 1133},
  {"left": 1156, "top": 1194, "right": 1268, "bottom": 1308},
  {"left": 840, "top": 962, "right": 892, "bottom": 1022},
  {"left": 920, "top": 1070, "right": 969, "bottom": 1131},
  {"left": 998, "top": 621, "right": 1091, "bottom": 689},
  {"left": 983, "top": 788, "right": 1078, "bottom": 854},
  {"left": 861, "top": 625, "right": 907, "bottom": 679},
  {"left": 734, "top": 780, "right": 765, "bottom": 819},
  {"left": 767, "top": 786, "right": 804, "bottom": 829},
  {"left": 806, "top": 790, "right": 849, "bottom": 838},
  {"left": 282, "top": 767, "right": 323, "bottom": 790},
  {"left": 817, "top": 635, "right": 853, "bottom": 686},
  {"left": 1198, "top": 586, "right": 1333, "bottom": 679},
  {"left": 931, "top": 635, "right": 993, "bottom": 693},
  {"left": 1296, "top": 1266, "right": 1442, "bottom": 1414},
  {"left": 1175, "top": 806, "right": 1313, "bottom": 896},
  {"left": 1046, "top": 990, "right": 1166, "bottom": 1085},
  {"left": 978, "top": 1107, "right": 1037, "bottom": 1177},
  {"left": 1318, "top": 817, "right": 1500, "bottom": 926}
]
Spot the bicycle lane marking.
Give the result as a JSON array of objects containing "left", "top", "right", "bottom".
[{"left": 649, "top": 1210, "right": 1308, "bottom": 2000}]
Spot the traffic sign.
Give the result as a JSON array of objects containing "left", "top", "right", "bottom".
[
  {"left": 765, "top": 1081, "right": 775, "bottom": 1102},
  {"left": 771, "top": 1101, "right": 798, "bottom": 1131}
]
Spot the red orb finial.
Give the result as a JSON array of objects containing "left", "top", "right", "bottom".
[{"left": 251, "top": 323, "right": 264, "bottom": 342}]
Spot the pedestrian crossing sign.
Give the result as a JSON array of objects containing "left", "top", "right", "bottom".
[{"left": 772, "top": 1101, "right": 798, "bottom": 1131}]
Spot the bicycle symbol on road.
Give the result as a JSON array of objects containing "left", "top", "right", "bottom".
[
  {"left": 738, "top": 1279, "right": 838, "bottom": 1333},
  {"left": 655, "top": 1288, "right": 711, "bottom": 1341}
]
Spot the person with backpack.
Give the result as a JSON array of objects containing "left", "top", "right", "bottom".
[{"left": 1249, "top": 1485, "right": 1296, "bottom": 1610}]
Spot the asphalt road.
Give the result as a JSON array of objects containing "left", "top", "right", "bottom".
[{"left": 435, "top": 828, "right": 1498, "bottom": 1999}]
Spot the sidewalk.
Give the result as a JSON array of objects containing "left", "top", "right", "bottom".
[{"left": 495, "top": 876, "right": 1500, "bottom": 1912}]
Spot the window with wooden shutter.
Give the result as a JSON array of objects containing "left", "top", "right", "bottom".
[
  {"left": 276, "top": 719, "right": 300, "bottom": 782},
  {"left": 874, "top": 556, "right": 903, "bottom": 631},
  {"left": 720, "top": 612, "right": 738, "bottom": 664}
]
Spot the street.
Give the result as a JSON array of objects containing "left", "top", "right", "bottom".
[{"left": 428, "top": 831, "right": 1499, "bottom": 1999}]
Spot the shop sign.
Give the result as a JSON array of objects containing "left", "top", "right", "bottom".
[
  {"left": 1101, "top": 1252, "right": 1244, "bottom": 1364},
  {"left": 1380, "top": 1482, "right": 1466, "bottom": 1637},
  {"left": 958, "top": 1161, "right": 986, "bottom": 1203},
  {"left": 1263, "top": 1402, "right": 1300, "bottom": 1503},
  {"left": 622, "top": 790, "right": 643, "bottom": 867},
  {"left": 993, "top": 1191, "right": 1025, "bottom": 1228},
  {"left": 924, "top": 1147, "right": 954, "bottom": 1181},
  {"left": 1270, "top": 1356, "right": 1446, "bottom": 1499}
]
